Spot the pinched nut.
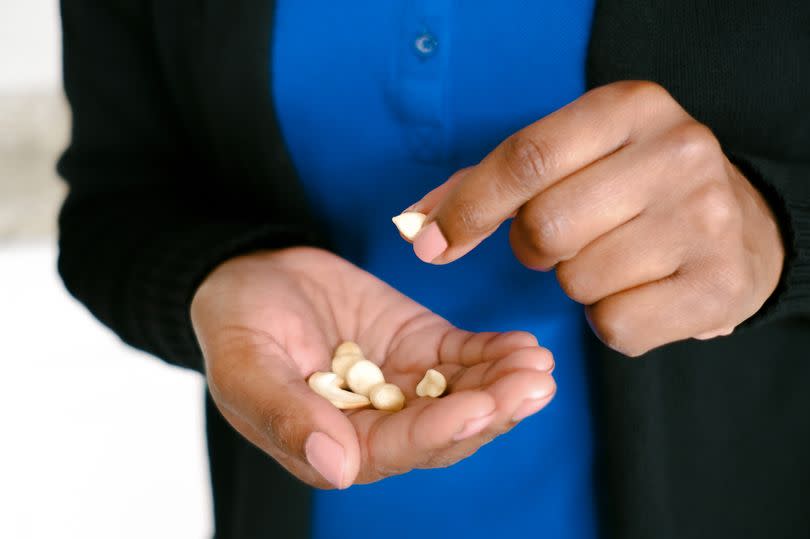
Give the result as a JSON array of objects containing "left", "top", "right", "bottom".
[
  {"left": 345, "top": 359, "right": 386, "bottom": 396},
  {"left": 369, "top": 383, "right": 406, "bottom": 412},
  {"left": 391, "top": 211, "right": 427, "bottom": 241},
  {"left": 308, "top": 372, "right": 370, "bottom": 410},
  {"left": 332, "top": 353, "right": 364, "bottom": 380},
  {"left": 416, "top": 369, "right": 446, "bottom": 398}
]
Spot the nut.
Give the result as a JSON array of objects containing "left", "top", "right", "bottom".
[
  {"left": 416, "top": 369, "right": 446, "bottom": 398},
  {"left": 332, "top": 353, "right": 364, "bottom": 380},
  {"left": 391, "top": 212, "right": 427, "bottom": 241},
  {"left": 332, "top": 341, "right": 365, "bottom": 380},
  {"left": 345, "top": 359, "right": 386, "bottom": 396},
  {"left": 308, "top": 371, "right": 370, "bottom": 409},
  {"left": 369, "top": 383, "right": 406, "bottom": 412},
  {"left": 334, "top": 341, "right": 363, "bottom": 357}
]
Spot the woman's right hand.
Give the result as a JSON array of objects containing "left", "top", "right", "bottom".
[{"left": 191, "top": 247, "right": 556, "bottom": 489}]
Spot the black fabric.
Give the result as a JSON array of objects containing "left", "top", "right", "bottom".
[
  {"left": 58, "top": 0, "right": 325, "bottom": 372},
  {"left": 207, "top": 393, "right": 312, "bottom": 539},
  {"left": 587, "top": 2, "right": 810, "bottom": 538},
  {"left": 57, "top": 1, "right": 809, "bottom": 538}
]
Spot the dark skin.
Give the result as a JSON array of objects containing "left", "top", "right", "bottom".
[
  {"left": 192, "top": 248, "right": 556, "bottom": 489},
  {"left": 191, "top": 80, "right": 784, "bottom": 489},
  {"left": 409, "top": 81, "right": 785, "bottom": 356}
]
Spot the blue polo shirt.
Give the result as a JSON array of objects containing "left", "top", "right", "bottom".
[{"left": 272, "top": 2, "right": 597, "bottom": 537}]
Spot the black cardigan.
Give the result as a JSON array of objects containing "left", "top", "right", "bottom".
[{"left": 57, "top": 1, "right": 810, "bottom": 538}]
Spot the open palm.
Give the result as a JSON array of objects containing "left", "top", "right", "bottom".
[{"left": 191, "top": 247, "right": 556, "bottom": 488}]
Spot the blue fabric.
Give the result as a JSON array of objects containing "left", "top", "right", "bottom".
[{"left": 272, "top": 2, "right": 597, "bottom": 538}]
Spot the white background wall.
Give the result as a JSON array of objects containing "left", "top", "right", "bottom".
[
  {"left": 0, "top": 2, "right": 213, "bottom": 537},
  {"left": 0, "top": 1, "right": 62, "bottom": 92}
]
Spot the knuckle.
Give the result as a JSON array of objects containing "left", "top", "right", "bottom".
[
  {"left": 453, "top": 197, "right": 490, "bottom": 236},
  {"left": 588, "top": 80, "right": 667, "bottom": 107},
  {"left": 623, "top": 80, "right": 668, "bottom": 102},
  {"left": 501, "top": 133, "right": 557, "bottom": 187},
  {"left": 690, "top": 182, "right": 740, "bottom": 239},
  {"left": 689, "top": 264, "right": 747, "bottom": 328},
  {"left": 538, "top": 214, "right": 570, "bottom": 253},
  {"left": 707, "top": 262, "right": 750, "bottom": 303},
  {"left": 694, "top": 288, "right": 729, "bottom": 328},
  {"left": 663, "top": 122, "right": 720, "bottom": 163},
  {"left": 518, "top": 210, "right": 570, "bottom": 259},
  {"left": 608, "top": 80, "right": 672, "bottom": 110},
  {"left": 556, "top": 262, "right": 595, "bottom": 304},
  {"left": 588, "top": 305, "right": 641, "bottom": 357}
]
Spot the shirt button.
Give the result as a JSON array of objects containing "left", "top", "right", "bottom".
[{"left": 414, "top": 32, "right": 438, "bottom": 57}]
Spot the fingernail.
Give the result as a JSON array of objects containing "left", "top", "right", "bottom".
[
  {"left": 402, "top": 202, "right": 421, "bottom": 213},
  {"left": 512, "top": 397, "right": 551, "bottom": 422},
  {"left": 305, "top": 432, "right": 346, "bottom": 489},
  {"left": 413, "top": 221, "right": 448, "bottom": 263},
  {"left": 453, "top": 411, "right": 496, "bottom": 442}
]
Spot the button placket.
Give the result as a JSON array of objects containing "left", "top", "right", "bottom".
[{"left": 386, "top": 0, "right": 452, "bottom": 164}]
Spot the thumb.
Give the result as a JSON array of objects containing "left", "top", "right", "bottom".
[
  {"left": 205, "top": 334, "right": 360, "bottom": 489},
  {"left": 404, "top": 163, "right": 518, "bottom": 264},
  {"left": 397, "top": 167, "right": 473, "bottom": 262}
]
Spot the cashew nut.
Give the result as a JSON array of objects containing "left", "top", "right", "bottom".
[
  {"left": 308, "top": 371, "right": 370, "bottom": 409},
  {"left": 334, "top": 341, "right": 363, "bottom": 357},
  {"left": 369, "top": 383, "right": 406, "bottom": 412},
  {"left": 332, "top": 353, "right": 364, "bottom": 380},
  {"left": 416, "top": 369, "right": 446, "bottom": 398},
  {"left": 391, "top": 211, "right": 427, "bottom": 241},
  {"left": 332, "top": 341, "right": 365, "bottom": 380},
  {"left": 321, "top": 342, "right": 409, "bottom": 412},
  {"left": 345, "top": 359, "right": 386, "bottom": 396}
]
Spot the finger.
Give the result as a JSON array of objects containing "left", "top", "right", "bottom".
[
  {"left": 385, "top": 343, "right": 554, "bottom": 418},
  {"left": 349, "top": 390, "right": 497, "bottom": 481},
  {"left": 407, "top": 350, "right": 557, "bottom": 469},
  {"left": 437, "top": 329, "right": 543, "bottom": 367},
  {"left": 554, "top": 211, "right": 687, "bottom": 305},
  {"left": 206, "top": 333, "right": 360, "bottom": 489},
  {"left": 509, "top": 138, "right": 678, "bottom": 269},
  {"left": 694, "top": 326, "right": 735, "bottom": 340},
  {"left": 409, "top": 81, "right": 684, "bottom": 264},
  {"left": 586, "top": 267, "right": 735, "bottom": 357},
  {"left": 446, "top": 347, "right": 557, "bottom": 393},
  {"left": 393, "top": 168, "right": 474, "bottom": 244},
  {"left": 431, "top": 369, "right": 557, "bottom": 466},
  {"left": 408, "top": 166, "right": 474, "bottom": 215},
  {"left": 385, "top": 328, "right": 542, "bottom": 377},
  {"left": 482, "top": 368, "right": 557, "bottom": 425}
]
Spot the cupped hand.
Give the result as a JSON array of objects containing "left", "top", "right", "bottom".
[
  {"left": 191, "top": 247, "right": 555, "bottom": 489},
  {"left": 404, "top": 81, "right": 785, "bottom": 356}
]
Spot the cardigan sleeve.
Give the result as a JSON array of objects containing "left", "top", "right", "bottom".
[
  {"left": 731, "top": 154, "right": 810, "bottom": 325},
  {"left": 57, "top": 1, "right": 323, "bottom": 373}
]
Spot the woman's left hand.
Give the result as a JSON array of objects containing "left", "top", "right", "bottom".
[{"left": 405, "top": 81, "right": 785, "bottom": 356}]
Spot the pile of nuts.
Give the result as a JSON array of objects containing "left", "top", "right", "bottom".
[{"left": 308, "top": 341, "right": 447, "bottom": 412}]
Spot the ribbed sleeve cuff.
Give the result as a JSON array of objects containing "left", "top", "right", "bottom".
[
  {"left": 127, "top": 221, "right": 326, "bottom": 372},
  {"left": 730, "top": 153, "right": 810, "bottom": 325}
]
